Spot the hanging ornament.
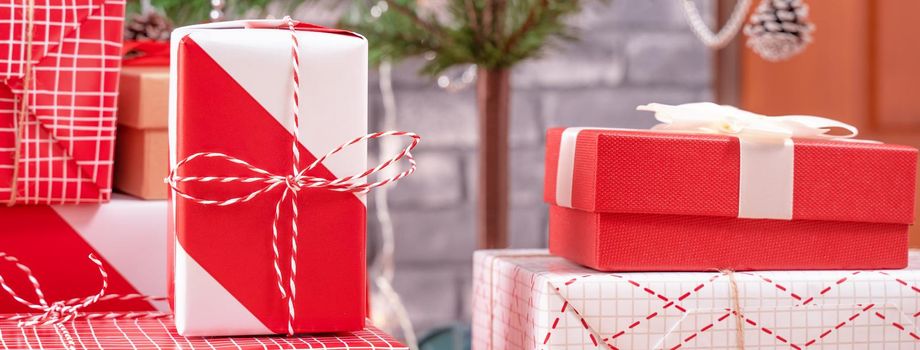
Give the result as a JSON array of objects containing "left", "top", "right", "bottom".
[
  {"left": 680, "top": 0, "right": 753, "bottom": 49},
  {"left": 744, "top": 0, "right": 815, "bottom": 61}
]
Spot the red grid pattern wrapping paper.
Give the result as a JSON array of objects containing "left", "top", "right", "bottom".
[
  {"left": 0, "top": 317, "right": 407, "bottom": 350},
  {"left": 0, "top": 0, "right": 124, "bottom": 205},
  {"left": 543, "top": 127, "right": 918, "bottom": 271},
  {"left": 472, "top": 249, "right": 920, "bottom": 350}
]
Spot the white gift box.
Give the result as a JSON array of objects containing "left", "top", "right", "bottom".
[
  {"left": 0, "top": 194, "right": 167, "bottom": 312},
  {"left": 472, "top": 250, "right": 920, "bottom": 350},
  {"left": 168, "top": 19, "right": 369, "bottom": 335}
]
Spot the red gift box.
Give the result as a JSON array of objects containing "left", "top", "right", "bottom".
[
  {"left": 544, "top": 127, "right": 917, "bottom": 271},
  {"left": 0, "top": 1, "right": 124, "bottom": 205}
]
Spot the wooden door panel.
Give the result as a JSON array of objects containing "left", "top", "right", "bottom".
[
  {"left": 738, "top": 0, "right": 920, "bottom": 246},
  {"left": 741, "top": 0, "right": 870, "bottom": 128},
  {"left": 876, "top": 1, "right": 920, "bottom": 129}
]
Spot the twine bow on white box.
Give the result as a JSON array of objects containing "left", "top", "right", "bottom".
[{"left": 0, "top": 253, "right": 168, "bottom": 350}]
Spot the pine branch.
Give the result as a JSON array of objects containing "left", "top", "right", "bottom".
[
  {"left": 465, "top": 0, "right": 482, "bottom": 45},
  {"left": 339, "top": 0, "right": 594, "bottom": 74},
  {"left": 482, "top": 0, "right": 493, "bottom": 38},
  {"left": 384, "top": 0, "right": 451, "bottom": 47},
  {"left": 492, "top": 0, "right": 507, "bottom": 40},
  {"left": 502, "top": 0, "right": 547, "bottom": 55}
]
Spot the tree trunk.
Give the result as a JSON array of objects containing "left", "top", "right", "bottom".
[{"left": 476, "top": 67, "right": 510, "bottom": 249}]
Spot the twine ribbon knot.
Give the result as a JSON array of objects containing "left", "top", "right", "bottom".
[
  {"left": 0, "top": 252, "right": 168, "bottom": 350},
  {"left": 166, "top": 17, "right": 420, "bottom": 335},
  {"left": 6, "top": 0, "right": 37, "bottom": 206}
]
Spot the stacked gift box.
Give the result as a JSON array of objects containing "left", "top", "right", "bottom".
[
  {"left": 0, "top": 2, "right": 414, "bottom": 347},
  {"left": 473, "top": 103, "right": 920, "bottom": 348},
  {"left": 0, "top": 0, "right": 168, "bottom": 314}
]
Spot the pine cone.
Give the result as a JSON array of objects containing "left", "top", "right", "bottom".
[
  {"left": 744, "top": 0, "right": 815, "bottom": 62},
  {"left": 125, "top": 11, "right": 173, "bottom": 41}
]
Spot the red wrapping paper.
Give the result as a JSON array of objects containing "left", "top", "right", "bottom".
[
  {"left": 0, "top": 195, "right": 166, "bottom": 312},
  {"left": 544, "top": 127, "right": 918, "bottom": 271},
  {"left": 168, "top": 21, "right": 369, "bottom": 336},
  {"left": 0, "top": 1, "right": 124, "bottom": 204},
  {"left": 0, "top": 317, "right": 407, "bottom": 350}
]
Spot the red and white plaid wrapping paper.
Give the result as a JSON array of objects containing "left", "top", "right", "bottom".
[
  {"left": 472, "top": 249, "right": 920, "bottom": 350},
  {"left": 0, "top": 316, "right": 407, "bottom": 349},
  {"left": 0, "top": 0, "right": 124, "bottom": 205}
]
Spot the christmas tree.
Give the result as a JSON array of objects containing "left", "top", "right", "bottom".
[{"left": 339, "top": 1, "right": 593, "bottom": 248}]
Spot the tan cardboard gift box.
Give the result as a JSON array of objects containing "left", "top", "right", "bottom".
[{"left": 115, "top": 66, "right": 169, "bottom": 199}]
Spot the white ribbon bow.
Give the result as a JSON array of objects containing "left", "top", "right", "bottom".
[{"left": 637, "top": 102, "right": 860, "bottom": 143}]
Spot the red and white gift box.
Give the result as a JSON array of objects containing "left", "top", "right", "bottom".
[
  {"left": 0, "top": 194, "right": 166, "bottom": 313},
  {"left": 0, "top": 0, "right": 124, "bottom": 205},
  {"left": 0, "top": 317, "right": 407, "bottom": 350},
  {"left": 545, "top": 119, "right": 917, "bottom": 271},
  {"left": 168, "top": 20, "right": 369, "bottom": 336},
  {"left": 473, "top": 249, "right": 920, "bottom": 350}
]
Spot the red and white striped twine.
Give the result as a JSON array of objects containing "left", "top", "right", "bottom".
[
  {"left": 0, "top": 252, "right": 169, "bottom": 327},
  {"left": 166, "top": 17, "right": 420, "bottom": 336}
]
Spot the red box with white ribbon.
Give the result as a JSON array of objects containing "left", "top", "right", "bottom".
[
  {"left": 168, "top": 19, "right": 417, "bottom": 337},
  {"left": 0, "top": 0, "right": 124, "bottom": 205},
  {"left": 472, "top": 249, "right": 920, "bottom": 350},
  {"left": 0, "top": 194, "right": 167, "bottom": 313},
  {"left": 545, "top": 103, "right": 917, "bottom": 271}
]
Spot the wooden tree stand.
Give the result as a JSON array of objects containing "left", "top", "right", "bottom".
[{"left": 476, "top": 67, "right": 510, "bottom": 249}]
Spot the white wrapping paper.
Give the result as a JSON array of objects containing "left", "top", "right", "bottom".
[{"left": 472, "top": 250, "right": 920, "bottom": 350}]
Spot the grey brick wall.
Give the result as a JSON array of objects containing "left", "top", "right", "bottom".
[{"left": 303, "top": 0, "right": 714, "bottom": 338}]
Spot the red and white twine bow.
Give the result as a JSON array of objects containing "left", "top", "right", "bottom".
[
  {"left": 166, "top": 17, "right": 420, "bottom": 335},
  {"left": 0, "top": 252, "right": 168, "bottom": 349}
]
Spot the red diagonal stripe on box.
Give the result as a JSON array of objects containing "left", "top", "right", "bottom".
[
  {"left": 0, "top": 206, "right": 154, "bottom": 312},
  {"left": 175, "top": 35, "right": 366, "bottom": 334}
]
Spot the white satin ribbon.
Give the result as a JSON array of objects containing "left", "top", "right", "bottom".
[{"left": 553, "top": 102, "right": 865, "bottom": 220}]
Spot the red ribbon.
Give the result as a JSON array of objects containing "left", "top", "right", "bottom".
[{"left": 122, "top": 40, "right": 170, "bottom": 67}]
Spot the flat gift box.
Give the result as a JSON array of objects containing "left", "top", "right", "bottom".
[
  {"left": 115, "top": 66, "right": 169, "bottom": 199},
  {"left": 0, "top": 317, "right": 407, "bottom": 350},
  {"left": 168, "top": 20, "right": 368, "bottom": 336},
  {"left": 0, "top": 0, "right": 124, "bottom": 204},
  {"left": 0, "top": 194, "right": 167, "bottom": 313},
  {"left": 472, "top": 249, "right": 920, "bottom": 350},
  {"left": 544, "top": 127, "right": 918, "bottom": 271}
]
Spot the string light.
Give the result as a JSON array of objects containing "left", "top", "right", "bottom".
[{"left": 209, "top": 0, "right": 224, "bottom": 21}]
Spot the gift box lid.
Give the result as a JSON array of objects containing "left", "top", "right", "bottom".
[{"left": 544, "top": 127, "right": 918, "bottom": 224}]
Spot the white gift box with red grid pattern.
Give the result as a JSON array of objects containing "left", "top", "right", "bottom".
[
  {"left": 472, "top": 250, "right": 920, "bottom": 350},
  {"left": 0, "top": 0, "right": 124, "bottom": 205}
]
